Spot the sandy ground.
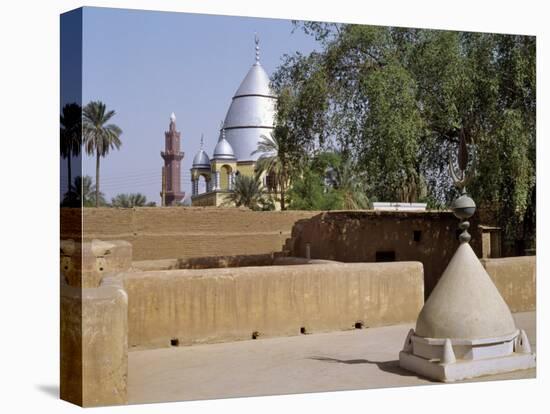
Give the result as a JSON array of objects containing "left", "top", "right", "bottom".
[{"left": 128, "top": 312, "right": 536, "bottom": 404}]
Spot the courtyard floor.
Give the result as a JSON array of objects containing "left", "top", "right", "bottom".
[{"left": 128, "top": 312, "right": 536, "bottom": 404}]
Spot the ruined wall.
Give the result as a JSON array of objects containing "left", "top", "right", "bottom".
[
  {"left": 285, "top": 211, "right": 484, "bottom": 298},
  {"left": 61, "top": 239, "right": 132, "bottom": 288},
  {"left": 122, "top": 261, "right": 424, "bottom": 350},
  {"left": 60, "top": 240, "right": 131, "bottom": 407},
  {"left": 61, "top": 276, "right": 128, "bottom": 407},
  {"left": 61, "top": 207, "right": 318, "bottom": 261},
  {"left": 481, "top": 256, "right": 536, "bottom": 312}
]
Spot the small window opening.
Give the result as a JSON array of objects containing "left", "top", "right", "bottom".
[
  {"left": 252, "top": 331, "right": 260, "bottom": 340},
  {"left": 375, "top": 251, "right": 396, "bottom": 262},
  {"left": 170, "top": 338, "right": 179, "bottom": 347},
  {"left": 413, "top": 230, "right": 422, "bottom": 242},
  {"left": 300, "top": 327, "right": 307, "bottom": 335},
  {"left": 355, "top": 321, "right": 364, "bottom": 329}
]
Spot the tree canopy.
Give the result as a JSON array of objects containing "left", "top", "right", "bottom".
[
  {"left": 223, "top": 174, "right": 274, "bottom": 211},
  {"left": 63, "top": 175, "right": 107, "bottom": 207},
  {"left": 272, "top": 23, "right": 535, "bottom": 252},
  {"left": 111, "top": 193, "right": 149, "bottom": 208}
]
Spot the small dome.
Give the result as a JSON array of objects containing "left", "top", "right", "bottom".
[
  {"left": 415, "top": 243, "right": 516, "bottom": 340},
  {"left": 213, "top": 135, "right": 236, "bottom": 161},
  {"left": 192, "top": 149, "right": 211, "bottom": 169}
]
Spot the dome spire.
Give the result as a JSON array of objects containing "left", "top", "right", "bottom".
[
  {"left": 192, "top": 136, "right": 211, "bottom": 169},
  {"left": 170, "top": 112, "right": 176, "bottom": 123},
  {"left": 254, "top": 33, "right": 260, "bottom": 64},
  {"left": 219, "top": 120, "right": 225, "bottom": 142}
]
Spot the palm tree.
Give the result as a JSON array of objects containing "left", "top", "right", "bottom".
[
  {"left": 111, "top": 193, "right": 148, "bottom": 208},
  {"left": 223, "top": 174, "right": 273, "bottom": 211},
  {"left": 252, "top": 132, "right": 291, "bottom": 210},
  {"left": 60, "top": 103, "right": 82, "bottom": 205},
  {"left": 83, "top": 101, "right": 123, "bottom": 207},
  {"left": 325, "top": 157, "right": 370, "bottom": 210},
  {"left": 63, "top": 175, "right": 106, "bottom": 207}
]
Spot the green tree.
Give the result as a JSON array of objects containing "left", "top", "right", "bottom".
[
  {"left": 83, "top": 101, "right": 123, "bottom": 207},
  {"left": 274, "top": 23, "right": 535, "bottom": 251},
  {"left": 111, "top": 193, "right": 148, "bottom": 208},
  {"left": 287, "top": 168, "right": 342, "bottom": 210},
  {"left": 361, "top": 62, "right": 424, "bottom": 202},
  {"left": 287, "top": 151, "right": 369, "bottom": 211},
  {"left": 224, "top": 174, "right": 273, "bottom": 211},
  {"left": 60, "top": 103, "right": 82, "bottom": 206}
]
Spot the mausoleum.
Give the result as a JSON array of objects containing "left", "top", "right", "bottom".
[{"left": 190, "top": 36, "right": 278, "bottom": 207}]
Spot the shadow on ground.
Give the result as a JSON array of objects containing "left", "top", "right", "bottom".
[
  {"left": 309, "top": 356, "right": 437, "bottom": 381},
  {"left": 36, "top": 384, "right": 59, "bottom": 399}
]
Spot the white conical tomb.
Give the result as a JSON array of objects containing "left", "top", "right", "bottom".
[
  {"left": 416, "top": 242, "right": 516, "bottom": 340},
  {"left": 399, "top": 239, "right": 536, "bottom": 382}
]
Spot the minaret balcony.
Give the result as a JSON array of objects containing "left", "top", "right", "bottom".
[{"left": 161, "top": 151, "right": 184, "bottom": 160}]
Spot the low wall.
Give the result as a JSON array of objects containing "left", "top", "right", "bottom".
[
  {"left": 60, "top": 207, "right": 318, "bottom": 261},
  {"left": 481, "top": 256, "right": 536, "bottom": 312},
  {"left": 122, "top": 261, "right": 424, "bottom": 349},
  {"left": 60, "top": 276, "right": 128, "bottom": 407}
]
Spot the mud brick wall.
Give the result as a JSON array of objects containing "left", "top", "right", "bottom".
[
  {"left": 481, "top": 256, "right": 536, "bottom": 312},
  {"left": 122, "top": 261, "right": 424, "bottom": 349},
  {"left": 285, "top": 211, "right": 485, "bottom": 298},
  {"left": 61, "top": 207, "right": 318, "bottom": 261}
]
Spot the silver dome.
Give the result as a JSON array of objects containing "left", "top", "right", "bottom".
[
  {"left": 234, "top": 63, "right": 276, "bottom": 98},
  {"left": 222, "top": 63, "right": 277, "bottom": 162},
  {"left": 224, "top": 95, "right": 275, "bottom": 127},
  {"left": 212, "top": 137, "right": 236, "bottom": 161},
  {"left": 192, "top": 149, "right": 211, "bottom": 169}
]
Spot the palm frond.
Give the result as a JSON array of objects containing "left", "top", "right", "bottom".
[{"left": 83, "top": 101, "right": 123, "bottom": 156}]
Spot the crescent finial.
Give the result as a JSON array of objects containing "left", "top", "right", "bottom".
[{"left": 254, "top": 32, "right": 260, "bottom": 64}]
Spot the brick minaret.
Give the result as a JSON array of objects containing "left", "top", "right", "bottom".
[{"left": 160, "top": 112, "right": 185, "bottom": 205}]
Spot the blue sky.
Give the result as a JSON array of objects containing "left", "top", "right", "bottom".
[{"left": 78, "top": 7, "right": 320, "bottom": 204}]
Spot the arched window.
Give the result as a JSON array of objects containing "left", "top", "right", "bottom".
[
  {"left": 220, "top": 165, "right": 232, "bottom": 190},
  {"left": 197, "top": 174, "right": 208, "bottom": 194}
]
